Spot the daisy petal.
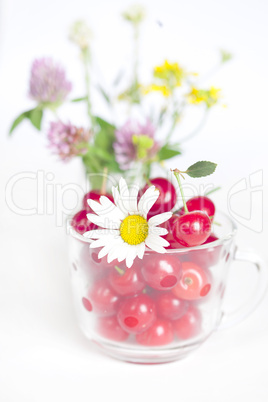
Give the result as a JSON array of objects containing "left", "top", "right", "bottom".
[
  {"left": 90, "top": 239, "right": 109, "bottom": 249},
  {"left": 98, "top": 238, "right": 119, "bottom": 259},
  {"left": 138, "top": 186, "right": 159, "bottom": 217},
  {"left": 106, "top": 238, "right": 125, "bottom": 263},
  {"left": 128, "top": 183, "right": 139, "bottom": 214},
  {"left": 136, "top": 242, "right": 146, "bottom": 259},
  {"left": 83, "top": 229, "right": 119, "bottom": 239},
  {"left": 119, "top": 177, "right": 130, "bottom": 212},
  {"left": 145, "top": 236, "right": 168, "bottom": 254},
  {"left": 126, "top": 246, "right": 138, "bottom": 268},
  {"left": 149, "top": 226, "right": 168, "bottom": 236},
  {"left": 86, "top": 213, "right": 121, "bottom": 229},
  {"left": 147, "top": 233, "right": 170, "bottom": 247},
  {"left": 112, "top": 186, "right": 128, "bottom": 218},
  {"left": 116, "top": 244, "right": 130, "bottom": 262},
  {"left": 148, "top": 212, "right": 172, "bottom": 226}
]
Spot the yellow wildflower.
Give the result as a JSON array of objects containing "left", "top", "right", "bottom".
[
  {"left": 187, "top": 86, "right": 221, "bottom": 108},
  {"left": 143, "top": 84, "right": 171, "bottom": 97},
  {"left": 153, "top": 60, "right": 185, "bottom": 88}
]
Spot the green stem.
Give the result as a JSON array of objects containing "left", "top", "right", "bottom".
[
  {"left": 165, "top": 94, "right": 178, "bottom": 143},
  {"left": 101, "top": 167, "right": 108, "bottom": 194},
  {"left": 180, "top": 110, "right": 209, "bottom": 143},
  {"left": 173, "top": 170, "right": 189, "bottom": 213},
  {"left": 133, "top": 25, "right": 139, "bottom": 85},
  {"left": 205, "top": 186, "right": 221, "bottom": 196},
  {"left": 52, "top": 110, "right": 60, "bottom": 120},
  {"left": 114, "top": 265, "right": 125, "bottom": 276},
  {"left": 143, "top": 174, "right": 152, "bottom": 187},
  {"left": 82, "top": 48, "right": 95, "bottom": 131}
]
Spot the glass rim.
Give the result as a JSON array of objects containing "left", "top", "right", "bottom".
[{"left": 67, "top": 210, "right": 237, "bottom": 254}]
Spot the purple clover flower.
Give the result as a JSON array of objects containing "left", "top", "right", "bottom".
[
  {"left": 29, "top": 58, "right": 72, "bottom": 106},
  {"left": 48, "top": 121, "right": 90, "bottom": 161},
  {"left": 114, "top": 119, "right": 159, "bottom": 170}
]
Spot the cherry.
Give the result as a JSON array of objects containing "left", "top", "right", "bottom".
[
  {"left": 83, "top": 190, "right": 114, "bottom": 211},
  {"left": 172, "top": 261, "right": 211, "bottom": 300},
  {"left": 155, "top": 293, "right": 188, "bottom": 321},
  {"left": 180, "top": 196, "right": 215, "bottom": 220},
  {"left": 71, "top": 209, "right": 98, "bottom": 235},
  {"left": 136, "top": 319, "right": 174, "bottom": 346},
  {"left": 173, "top": 305, "right": 202, "bottom": 340},
  {"left": 141, "top": 255, "right": 182, "bottom": 291},
  {"left": 160, "top": 214, "right": 187, "bottom": 249},
  {"left": 89, "top": 279, "right": 120, "bottom": 316},
  {"left": 109, "top": 263, "right": 145, "bottom": 296},
  {"left": 172, "top": 211, "right": 211, "bottom": 247},
  {"left": 140, "top": 177, "right": 177, "bottom": 219},
  {"left": 117, "top": 294, "right": 156, "bottom": 334},
  {"left": 190, "top": 234, "right": 221, "bottom": 268},
  {"left": 97, "top": 315, "right": 129, "bottom": 342}
]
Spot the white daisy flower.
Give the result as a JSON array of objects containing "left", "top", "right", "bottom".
[{"left": 83, "top": 177, "right": 172, "bottom": 268}]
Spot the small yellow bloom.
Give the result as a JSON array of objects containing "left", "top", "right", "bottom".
[
  {"left": 187, "top": 86, "right": 221, "bottom": 108},
  {"left": 143, "top": 84, "right": 171, "bottom": 97},
  {"left": 153, "top": 60, "right": 185, "bottom": 88}
]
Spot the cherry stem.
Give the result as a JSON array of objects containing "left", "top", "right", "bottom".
[
  {"left": 205, "top": 186, "right": 221, "bottom": 196},
  {"left": 114, "top": 265, "right": 125, "bottom": 276},
  {"left": 101, "top": 167, "right": 108, "bottom": 194},
  {"left": 143, "top": 174, "right": 152, "bottom": 187},
  {"left": 172, "top": 170, "right": 189, "bottom": 213}
]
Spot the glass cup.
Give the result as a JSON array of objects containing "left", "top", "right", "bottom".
[{"left": 67, "top": 211, "right": 267, "bottom": 364}]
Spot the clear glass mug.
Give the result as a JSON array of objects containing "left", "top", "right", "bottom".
[{"left": 67, "top": 212, "right": 267, "bottom": 364}]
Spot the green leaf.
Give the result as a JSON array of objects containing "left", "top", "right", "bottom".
[
  {"left": 71, "top": 96, "right": 87, "bottom": 103},
  {"left": 220, "top": 49, "right": 233, "bottom": 63},
  {"left": 94, "top": 117, "right": 115, "bottom": 153},
  {"left": 158, "top": 144, "right": 181, "bottom": 161},
  {"left": 28, "top": 108, "right": 43, "bottom": 130},
  {"left": 98, "top": 86, "right": 111, "bottom": 104},
  {"left": 9, "top": 112, "right": 27, "bottom": 135},
  {"left": 186, "top": 161, "right": 217, "bottom": 178},
  {"left": 95, "top": 116, "right": 115, "bottom": 132},
  {"left": 9, "top": 107, "right": 43, "bottom": 135}
]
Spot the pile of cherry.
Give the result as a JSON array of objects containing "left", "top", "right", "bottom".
[{"left": 71, "top": 177, "right": 221, "bottom": 347}]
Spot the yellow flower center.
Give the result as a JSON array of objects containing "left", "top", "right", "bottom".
[{"left": 120, "top": 215, "right": 149, "bottom": 245}]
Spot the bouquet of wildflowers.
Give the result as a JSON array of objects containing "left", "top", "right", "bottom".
[{"left": 10, "top": 4, "right": 231, "bottom": 189}]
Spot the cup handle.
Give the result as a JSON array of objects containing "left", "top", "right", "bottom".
[{"left": 217, "top": 248, "right": 268, "bottom": 330}]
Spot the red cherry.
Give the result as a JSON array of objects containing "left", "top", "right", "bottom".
[
  {"left": 136, "top": 319, "right": 174, "bottom": 346},
  {"left": 181, "top": 196, "right": 215, "bottom": 220},
  {"left": 140, "top": 177, "right": 177, "bottom": 219},
  {"left": 89, "top": 279, "right": 120, "bottom": 316},
  {"left": 172, "top": 261, "right": 211, "bottom": 300},
  {"left": 71, "top": 209, "right": 98, "bottom": 235},
  {"left": 155, "top": 293, "right": 188, "bottom": 320},
  {"left": 172, "top": 211, "right": 211, "bottom": 247},
  {"left": 83, "top": 190, "right": 114, "bottom": 211},
  {"left": 141, "top": 255, "right": 182, "bottom": 291},
  {"left": 97, "top": 316, "right": 129, "bottom": 342},
  {"left": 109, "top": 264, "right": 145, "bottom": 296},
  {"left": 190, "top": 234, "right": 221, "bottom": 269},
  {"left": 204, "top": 234, "right": 219, "bottom": 243},
  {"left": 173, "top": 306, "right": 202, "bottom": 340},
  {"left": 160, "top": 214, "right": 187, "bottom": 249},
  {"left": 117, "top": 294, "right": 156, "bottom": 334}
]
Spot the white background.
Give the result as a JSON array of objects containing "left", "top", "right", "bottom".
[{"left": 1, "top": 0, "right": 268, "bottom": 401}]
